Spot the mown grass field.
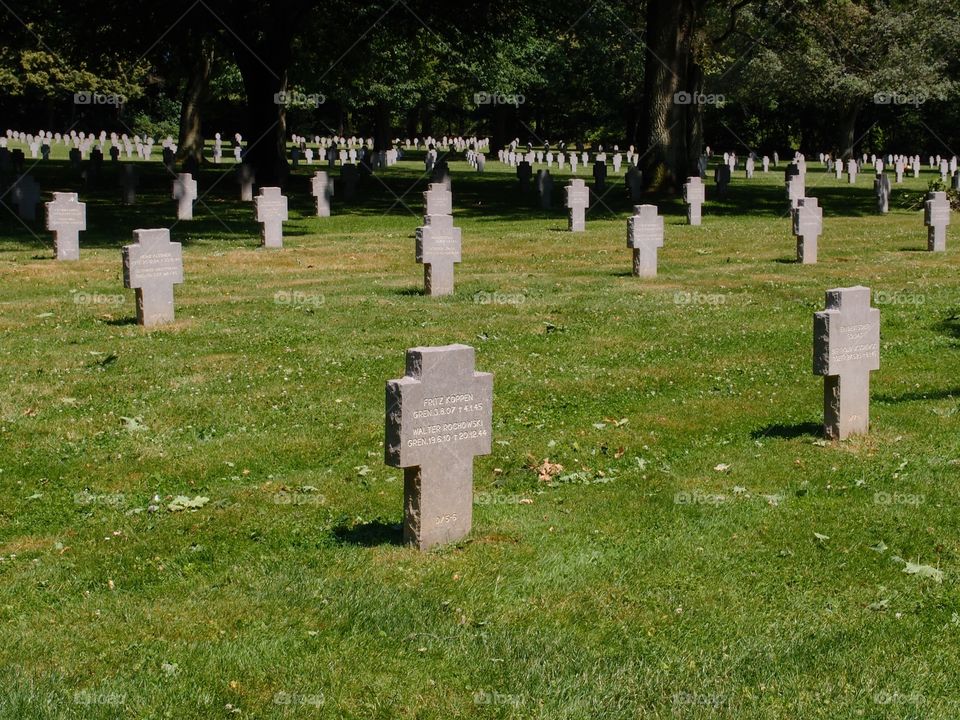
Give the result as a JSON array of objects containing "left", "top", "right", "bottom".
[{"left": 0, "top": 143, "right": 958, "bottom": 718}]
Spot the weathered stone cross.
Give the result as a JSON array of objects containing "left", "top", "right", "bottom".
[
  {"left": 122, "top": 229, "right": 184, "bottom": 327},
  {"left": 813, "top": 286, "right": 880, "bottom": 440},
  {"left": 385, "top": 344, "right": 493, "bottom": 550}
]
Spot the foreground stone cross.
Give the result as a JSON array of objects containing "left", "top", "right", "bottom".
[
  {"left": 924, "top": 191, "right": 950, "bottom": 252},
  {"left": 683, "top": 177, "right": 705, "bottom": 226},
  {"left": 813, "top": 286, "right": 880, "bottom": 440},
  {"left": 122, "top": 229, "right": 184, "bottom": 327},
  {"left": 311, "top": 171, "right": 334, "bottom": 217},
  {"left": 172, "top": 173, "right": 197, "bottom": 220},
  {"left": 626, "top": 205, "right": 664, "bottom": 277},
  {"left": 254, "top": 187, "right": 288, "bottom": 248},
  {"left": 416, "top": 185, "right": 461, "bottom": 296},
  {"left": 385, "top": 344, "right": 493, "bottom": 550},
  {"left": 45, "top": 192, "right": 86, "bottom": 261},
  {"left": 792, "top": 197, "right": 822, "bottom": 264},
  {"left": 565, "top": 179, "right": 589, "bottom": 232}
]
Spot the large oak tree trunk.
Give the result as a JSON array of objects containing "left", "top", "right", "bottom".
[
  {"left": 640, "top": 0, "right": 707, "bottom": 194},
  {"left": 177, "top": 39, "right": 213, "bottom": 166}
]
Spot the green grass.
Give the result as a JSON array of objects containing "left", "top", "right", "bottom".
[{"left": 0, "top": 144, "right": 958, "bottom": 718}]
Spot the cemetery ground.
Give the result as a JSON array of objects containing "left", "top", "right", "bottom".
[{"left": 1, "top": 149, "right": 959, "bottom": 719}]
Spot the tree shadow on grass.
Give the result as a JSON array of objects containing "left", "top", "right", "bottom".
[
  {"left": 935, "top": 314, "right": 960, "bottom": 339},
  {"left": 332, "top": 519, "right": 404, "bottom": 547},
  {"left": 751, "top": 421, "right": 822, "bottom": 440}
]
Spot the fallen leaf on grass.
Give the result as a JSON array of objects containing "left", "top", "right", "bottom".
[
  {"left": 530, "top": 457, "right": 563, "bottom": 483},
  {"left": 120, "top": 416, "right": 147, "bottom": 432},
  {"left": 168, "top": 496, "right": 210, "bottom": 512}
]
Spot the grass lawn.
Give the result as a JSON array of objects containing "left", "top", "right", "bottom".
[{"left": 0, "top": 144, "right": 958, "bottom": 718}]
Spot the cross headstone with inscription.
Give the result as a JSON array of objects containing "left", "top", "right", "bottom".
[
  {"left": 924, "top": 191, "right": 950, "bottom": 252},
  {"left": 683, "top": 177, "right": 705, "bottom": 226},
  {"left": 813, "top": 286, "right": 880, "bottom": 440},
  {"left": 254, "top": 187, "right": 288, "bottom": 248},
  {"left": 626, "top": 204, "right": 664, "bottom": 277},
  {"left": 45, "top": 192, "right": 86, "bottom": 261},
  {"left": 792, "top": 197, "right": 822, "bottom": 264},
  {"left": 172, "top": 173, "right": 197, "bottom": 220},
  {"left": 122, "top": 229, "right": 185, "bottom": 327},
  {"left": 565, "top": 179, "right": 589, "bottom": 232},
  {"left": 416, "top": 184, "right": 461, "bottom": 296},
  {"left": 385, "top": 343, "right": 493, "bottom": 551},
  {"left": 311, "top": 171, "right": 334, "bottom": 217}
]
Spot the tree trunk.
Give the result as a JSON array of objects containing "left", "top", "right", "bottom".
[
  {"left": 373, "top": 101, "right": 391, "bottom": 151},
  {"left": 838, "top": 106, "right": 859, "bottom": 159},
  {"left": 235, "top": 57, "right": 288, "bottom": 187},
  {"left": 640, "top": 0, "right": 707, "bottom": 194},
  {"left": 177, "top": 41, "right": 213, "bottom": 166},
  {"left": 491, "top": 103, "right": 511, "bottom": 152}
]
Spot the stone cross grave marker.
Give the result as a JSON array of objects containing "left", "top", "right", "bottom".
[
  {"left": 625, "top": 166, "right": 643, "bottom": 202},
  {"left": 122, "top": 229, "right": 184, "bottom": 327},
  {"left": 565, "top": 179, "right": 589, "bottom": 232},
  {"left": 255, "top": 187, "right": 288, "bottom": 248},
  {"left": 792, "top": 197, "right": 822, "bottom": 264},
  {"left": 416, "top": 184, "right": 461, "bottom": 296},
  {"left": 45, "top": 192, "right": 86, "bottom": 261},
  {"left": 536, "top": 170, "right": 553, "bottom": 210},
  {"left": 517, "top": 161, "right": 532, "bottom": 192},
  {"left": 120, "top": 164, "right": 138, "bottom": 204},
  {"left": 924, "top": 191, "right": 950, "bottom": 252},
  {"left": 173, "top": 173, "right": 197, "bottom": 220},
  {"left": 873, "top": 173, "right": 891, "bottom": 214},
  {"left": 787, "top": 175, "right": 804, "bottom": 211},
  {"left": 385, "top": 344, "right": 493, "bottom": 550},
  {"left": 236, "top": 164, "right": 254, "bottom": 202},
  {"left": 311, "top": 171, "right": 334, "bottom": 217},
  {"left": 626, "top": 204, "right": 664, "bottom": 277},
  {"left": 593, "top": 160, "right": 607, "bottom": 191},
  {"left": 11, "top": 174, "right": 40, "bottom": 221},
  {"left": 813, "top": 286, "right": 880, "bottom": 440},
  {"left": 683, "top": 177, "right": 705, "bottom": 226}
]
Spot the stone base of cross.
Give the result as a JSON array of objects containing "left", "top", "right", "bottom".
[
  {"left": 385, "top": 344, "right": 493, "bottom": 550},
  {"left": 813, "top": 286, "right": 880, "bottom": 440}
]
